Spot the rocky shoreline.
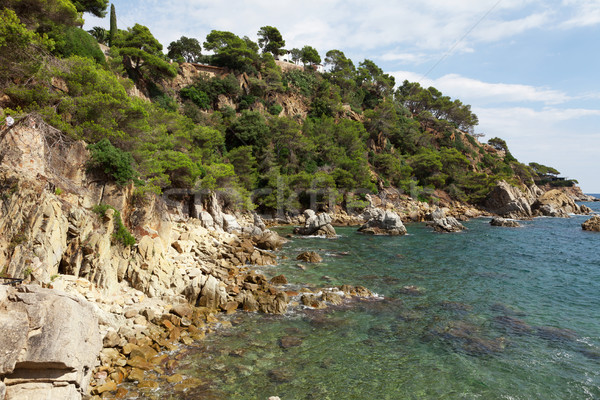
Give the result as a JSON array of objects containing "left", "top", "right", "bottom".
[{"left": 0, "top": 115, "right": 597, "bottom": 399}]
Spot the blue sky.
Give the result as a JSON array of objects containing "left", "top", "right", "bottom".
[{"left": 84, "top": 0, "right": 600, "bottom": 192}]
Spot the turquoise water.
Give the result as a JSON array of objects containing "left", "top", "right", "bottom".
[{"left": 162, "top": 200, "right": 600, "bottom": 400}]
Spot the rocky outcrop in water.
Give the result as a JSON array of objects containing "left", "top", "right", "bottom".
[
  {"left": 293, "top": 210, "right": 337, "bottom": 237},
  {"left": 490, "top": 217, "right": 521, "bottom": 227},
  {"left": 582, "top": 215, "right": 600, "bottom": 232},
  {"left": 426, "top": 207, "right": 466, "bottom": 233},
  {"left": 531, "top": 189, "right": 590, "bottom": 217},
  {"left": 484, "top": 181, "right": 539, "bottom": 218},
  {"left": 358, "top": 207, "right": 407, "bottom": 235},
  {"left": 484, "top": 180, "right": 591, "bottom": 219}
]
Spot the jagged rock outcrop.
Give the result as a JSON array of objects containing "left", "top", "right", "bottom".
[
  {"left": 582, "top": 215, "right": 600, "bottom": 232},
  {"left": 484, "top": 180, "right": 591, "bottom": 219},
  {"left": 490, "top": 217, "right": 521, "bottom": 227},
  {"left": 293, "top": 210, "right": 337, "bottom": 237},
  {"left": 426, "top": 207, "right": 466, "bottom": 232},
  {"left": 358, "top": 207, "right": 407, "bottom": 235},
  {"left": 484, "top": 181, "right": 539, "bottom": 218},
  {"left": 531, "top": 189, "right": 589, "bottom": 217},
  {"left": 0, "top": 285, "right": 101, "bottom": 400}
]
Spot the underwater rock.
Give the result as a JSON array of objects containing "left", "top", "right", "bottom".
[
  {"left": 535, "top": 326, "right": 578, "bottom": 342},
  {"left": 493, "top": 315, "right": 534, "bottom": 335}
]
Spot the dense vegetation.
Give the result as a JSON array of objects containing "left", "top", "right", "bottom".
[{"left": 0, "top": 0, "right": 567, "bottom": 214}]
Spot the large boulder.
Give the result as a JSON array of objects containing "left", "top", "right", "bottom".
[
  {"left": 426, "top": 207, "right": 466, "bottom": 233},
  {"left": 293, "top": 210, "right": 337, "bottom": 237},
  {"left": 0, "top": 285, "right": 102, "bottom": 400},
  {"left": 484, "top": 181, "right": 536, "bottom": 218},
  {"left": 582, "top": 215, "right": 600, "bottom": 232},
  {"left": 358, "top": 208, "right": 407, "bottom": 236}
]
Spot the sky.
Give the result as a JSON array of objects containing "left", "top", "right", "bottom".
[{"left": 84, "top": 0, "right": 600, "bottom": 192}]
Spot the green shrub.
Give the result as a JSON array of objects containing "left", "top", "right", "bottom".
[
  {"left": 87, "top": 139, "right": 139, "bottom": 185},
  {"left": 54, "top": 27, "right": 105, "bottom": 64},
  {"left": 92, "top": 204, "right": 136, "bottom": 247},
  {"left": 268, "top": 103, "right": 283, "bottom": 115},
  {"left": 180, "top": 86, "right": 210, "bottom": 109}
]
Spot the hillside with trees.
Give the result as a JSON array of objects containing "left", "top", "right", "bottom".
[{"left": 0, "top": 1, "right": 571, "bottom": 215}]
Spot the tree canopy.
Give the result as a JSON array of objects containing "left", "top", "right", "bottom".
[
  {"left": 257, "top": 26, "right": 285, "bottom": 56},
  {"left": 204, "top": 30, "right": 259, "bottom": 70},
  {"left": 167, "top": 36, "right": 202, "bottom": 63}
]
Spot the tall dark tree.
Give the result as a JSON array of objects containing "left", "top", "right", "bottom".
[
  {"left": 109, "top": 3, "right": 116, "bottom": 47},
  {"left": 257, "top": 26, "right": 285, "bottom": 56},
  {"left": 167, "top": 36, "right": 202, "bottom": 63}
]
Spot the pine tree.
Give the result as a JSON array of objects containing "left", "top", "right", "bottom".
[{"left": 109, "top": 3, "right": 116, "bottom": 47}]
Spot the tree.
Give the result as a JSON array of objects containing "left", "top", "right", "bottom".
[
  {"left": 113, "top": 23, "right": 177, "bottom": 78},
  {"left": 289, "top": 48, "right": 302, "bottom": 64},
  {"left": 257, "top": 26, "right": 285, "bottom": 56},
  {"left": 167, "top": 36, "right": 202, "bottom": 63},
  {"left": 88, "top": 26, "right": 108, "bottom": 44},
  {"left": 300, "top": 45, "right": 321, "bottom": 66},
  {"left": 324, "top": 49, "right": 354, "bottom": 74},
  {"left": 109, "top": 3, "right": 116, "bottom": 47},
  {"left": 0, "top": 9, "right": 53, "bottom": 86},
  {"left": 203, "top": 30, "right": 258, "bottom": 70},
  {"left": 71, "top": 0, "right": 109, "bottom": 17}
]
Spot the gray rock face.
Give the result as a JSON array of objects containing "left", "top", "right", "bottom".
[
  {"left": 426, "top": 207, "right": 466, "bottom": 233},
  {"left": 294, "top": 210, "right": 337, "bottom": 237},
  {"left": 490, "top": 217, "right": 521, "bottom": 227},
  {"left": 0, "top": 285, "right": 102, "bottom": 400},
  {"left": 484, "top": 181, "right": 535, "bottom": 218},
  {"left": 358, "top": 208, "right": 407, "bottom": 236},
  {"left": 531, "top": 189, "right": 586, "bottom": 217}
]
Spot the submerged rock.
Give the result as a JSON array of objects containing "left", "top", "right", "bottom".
[
  {"left": 535, "top": 326, "right": 578, "bottom": 342},
  {"left": 582, "top": 215, "right": 600, "bottom": 232},
  {"left": 490, "top": 217, "right": 521, "bottom": 227},
  {"left": 493, "top": 315, "right": 534, "bottom": 335},
  {"left": 358, "top": 208, "right": 407, "bottom": 236},
  {"left": 431, "top": 320, "right": 506, "bottom": 356}
]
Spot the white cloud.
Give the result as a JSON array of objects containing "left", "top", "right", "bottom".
[
  {"left": 560, "top": 0, "right": 600, "bottom": 28},
  {"left": 389, "top": 71, "right": 571, "bottom": 106}
]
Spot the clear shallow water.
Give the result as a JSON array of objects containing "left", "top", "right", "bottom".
[{"left": 159, "top": 200, "right": 600, "bottom": 400}]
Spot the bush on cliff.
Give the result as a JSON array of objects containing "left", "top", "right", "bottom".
[{"left": 87, "top": 138, "right": 139, "bottom": 185}]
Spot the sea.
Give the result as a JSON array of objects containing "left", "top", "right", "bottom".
[{"left": 150, "top": 197, "right": 600, "bottom": 400}]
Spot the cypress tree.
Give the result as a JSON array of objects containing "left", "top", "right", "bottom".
[{"left": 109, "top": 4, "right": 117, "bottom": 47}]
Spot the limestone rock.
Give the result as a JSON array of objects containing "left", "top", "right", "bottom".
[
  {"left": 532, "top": 189, "right": 584, "bottom": 217},
  {"left": 582, "top": 215, "right": 600, "bottom": 232},
  {"left": 490, "top": 217, "right": 521, "bottom": 227},
  {"left": 253, "top": 230, "right": 286, "bottom": 251},
  {"left": 1, "top": 285, "right": 101, "bottom": 399},
  {"left": 427, "top": 207, "right": 466, "bottom": 233},
  {"left": 293, "top": 210, "right": 337, "bottom": 237},
  {"left": 484, "top": 181, "right": 535, "bottom": 218},
  {"left": 358, "top": 208, "right": 407, "bottom": 236}
]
